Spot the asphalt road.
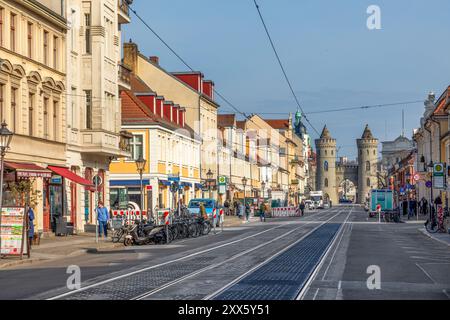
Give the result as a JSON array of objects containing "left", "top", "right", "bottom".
[{"left": 0, "top": 205, "right": 448, "bottom": 300}]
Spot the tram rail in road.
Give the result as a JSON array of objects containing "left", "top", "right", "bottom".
[{"left": 44, "top": 208, "right": 340, "bottom": 300}]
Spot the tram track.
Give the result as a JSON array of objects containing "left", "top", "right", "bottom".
[{"left": 44, "top": 208, "right": 340, "bottom": 300}]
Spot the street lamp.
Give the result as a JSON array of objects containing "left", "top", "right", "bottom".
[
  {"left": 0, "top": 122, "right": 13, "bottom": 258},
  {"left": 207, "top": 169, "right": 213, "bottom": 199},
  {"left": 135, "top": 154, "right": 146, "bottom": 221},
  {"left": 261, "top": 181, "right": 266, "bottom": 199},
  {"left": 242, "top": 177, "right": 247, "bottom": 206}
]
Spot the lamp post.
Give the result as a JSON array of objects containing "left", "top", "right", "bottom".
[
  {"left": 0, "top": 122, "right": 13, "bottom": 258},
  {"left": 261, "top": 181, "right": 266, "bottom": 200},
  {"left": 135, "top": 155, "right": 146, "bottom": 221},
  {"left": 242, "top": 177, "right": 247, "bottom": 207},
  {"left": 206, "top": 169, "right": 214, "bottom": 199}
]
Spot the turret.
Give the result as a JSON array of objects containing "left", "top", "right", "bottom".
[
  {"left": 357, "top": 125, "right": 379, "bottom": 204},
  {"left": 315, "top": 126, "right": 338, "bottom": 204}
]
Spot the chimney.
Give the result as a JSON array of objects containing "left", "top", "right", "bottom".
[
  {"left": 149, "top": 56, "right": 159, "bottom": 65},
  {"left": 123, "top": 40, "right": 139, "bottom": 74}
]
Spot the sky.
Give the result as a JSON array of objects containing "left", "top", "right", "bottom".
[{"left": 122, "top": 0, "right": 450, "bottom": 159}]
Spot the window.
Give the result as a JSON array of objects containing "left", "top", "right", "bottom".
[
  {"left": 366, "top": 161, "right": 371, "bottom": 172},
  {"left": 10, "top": 87, "right": 16, "bottom": 132},
  {"left": 43, "top": 31, "right": 49, "bottom": 65},
  {"left": 0, "top": 8, "right": 4, "bottom": 46},
  {"left": 43, "top": 98, "right": 49, "bottom": 138},
  {"left": 324, "top": 161, "right": 329, "bottom": 172},
  {"left": 53, "top": 100, "right": 58, "bottom": 140},
  {"left": 0, "top": 84, "right": 3, "bottom": 121},
  {"left": 10, "top": 13, "right": 16, "bottom": 51},
  {"left": 130, "top": 135, "right": 144, "bottom": 160},
  {"left": 85, "top": 14, "right": 91, "bottom": 54},
  {"left": 28, "top": 93, "right": 34, "bottom": 136},
  {"left": 373, "top": 150, "right": 376, "bottom": 156},
  {"left": 27, "top": 22, "right": 33, "bottom": 58},
  {"left": 325, "top": 178, "right": 329, "bottom": 188},
  {"left": 367, "top": 150, "right": 369, "bottom": 156},
  {"left": 325, "top": 150, "right": 328, "bottom": 156},
  {"left": 85, "top": 90, "right": 92, "bottom": 129},
  {"left": 53, "top": 36, "right": 58, "bottom": 69},
  {"left": 70, "top": 87, "right": 76, "bottom": 129},
  {"left": 367, "top": 178, "right": 371, "bottom": 187}
]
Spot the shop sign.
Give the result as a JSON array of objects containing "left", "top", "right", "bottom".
[
  {"left": 218, "top": 185, "right": 226, "bottom": 195},
  {"left": 17, "top": 171, "right": 52, "bottom": 178},
  {"left": 51, "top": 175, "right": 63, "bottom": 184},
  {"left": 0, "top": 207, "right": 27, "bottom": 257}
]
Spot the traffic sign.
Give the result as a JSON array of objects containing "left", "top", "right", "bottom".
[
  {"left": 425, "top": 181, "right": 432, "bottom": 188},
  {"left": 413, "top": 173, "right": 420, "bottom": 182},
  {"left": 218, "top": 176, "right": 227, "bottom": 186},
  {"left": 146, "top": 185, "right": 153, "bottom": 191},
  {"left": 433, "top": 163, "right": 444, "bottom": 177}
]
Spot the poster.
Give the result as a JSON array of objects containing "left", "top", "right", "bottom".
[{"left": 0, "top": 207, "right": 27, "bottom": 256}]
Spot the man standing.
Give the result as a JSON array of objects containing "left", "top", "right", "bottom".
[
  {"left": 299, "top": 201, "right": 306, "bottom": 217},
  {"left": 96, "top": 201, "right": 110, "bottom": 240},
  {"left": 259, "top": 201, "right": 266, "bottom": 222},
  {"left": 245, "top": 203, "right": 251, "bottom": 222}
]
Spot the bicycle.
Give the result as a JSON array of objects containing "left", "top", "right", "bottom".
[{"left": 425, "top": 206, "right": 447, "bottom": 233}]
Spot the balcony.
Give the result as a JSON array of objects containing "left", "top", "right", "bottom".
[
  {"left": 118, "top": 63, "right": 131, "bottom": 90},
  {"left": 80, "top": 130, "right": 131, "bottom": 158},
  {"left": 118, "top": 0, "right": 132, "bottom": 24}
]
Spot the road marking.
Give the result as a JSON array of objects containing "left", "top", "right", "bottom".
[
  {"left": 203, "top": 211, "right": 343, "bottom": 300},
  {"left": 443, "top": 290, "right": 450, "bottom": 299},
  {"left": 321, "top": 208, "right": 353, "bottom": 281},
  {"left": 48, "top": 209, "right": 337, "bottom": 300},
  {"left": 296, "top": 208, "right": 353, "bottom": 300},
  {"left": 415, "top": 263, "right": 437, "bottom": 284}
]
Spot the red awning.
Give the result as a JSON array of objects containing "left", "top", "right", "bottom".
[
  {"left": 47, "top": 166, "right": 94, "bottom": 187},
  {"left": 4, "top": 162, "right": 52, "bottom": 178}
]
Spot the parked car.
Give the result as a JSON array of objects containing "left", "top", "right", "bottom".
[{"left": 187, "top": 199, "right": 220, "bottom": 227}]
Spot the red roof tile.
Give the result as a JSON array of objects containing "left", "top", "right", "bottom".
[
  {"left": 265, "top": 119, "right": 289, "bottom": 130},
  {"left": 218, "top": 114, "right": 236, "bottom": 128}
]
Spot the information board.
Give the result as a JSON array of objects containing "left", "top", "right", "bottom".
[{"left": 0, "top": 207, "right": 27, "bottom": 257}]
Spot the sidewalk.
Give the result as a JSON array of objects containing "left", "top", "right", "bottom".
[
  {"left": 0, "top": 233, "right": 122, "bottom": 270},
  {"left": 419, "top": 228, "right": 450, "bottom": 247}
]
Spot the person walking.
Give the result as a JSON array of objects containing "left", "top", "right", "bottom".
[
  {"left": 259, "top": 202, "right": 266, "bottom": 222},
  {"left": 238, "top": 202, "right": 244, "bottom": 220},
  {"left": 299, "top": 201, "right": 306, "bottom": 217},
  {"left": 245, "top": 203, "right": 251, "bottom": 222},
  {"left": 96, "top": 201, "right": 110, "bottom": 240},
  {"left": 27, "top": 205, "right": 35, "bottom": 251},
  {"left": 224, "top": 199, "right": 230, "bottom": 216}
]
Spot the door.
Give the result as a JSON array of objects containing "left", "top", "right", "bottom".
[
  {"left": 43, "top": 180, "right": 50, "bottom": 232},
  {"left": 70, "top": 182, "right": 77, "bottom": 229},
  {"left": 49, "top": 185, "right": 63, "bottom": 232}
]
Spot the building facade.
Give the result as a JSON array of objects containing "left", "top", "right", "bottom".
[
  {"left": 0, "top": 0, "right": 69, "bottom": 234},
  {"left": 64, "top": 0, "right": 131, "bottom": 232},
  {"left": 122, "top": 42, "right": 219, "bottom": 200}
]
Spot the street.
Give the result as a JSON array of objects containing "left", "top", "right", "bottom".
[{"left": 0, "top": 206, "right": 448, "bottom": 300}]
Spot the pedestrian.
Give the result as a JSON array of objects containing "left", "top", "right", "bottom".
[
  {"left": 259, "top": 202, "right": 267, "bottom": 222},
  {"left": 224, "top": 199, "right": 230, "bottom": 216},
  {"left": 238, "top": 202, "right": 244, "bottom": 219},
  {"left": 402, "top": 199, "right": 408, "bottom": 216},
  {"left": 299, "top": 201, "right": 305, "bottom": 217},
  {"left": 245, "top": 203, "right": 251, "bottom": 222},
  {"left": 422, "top": 198, "right": 428, "bottom": 216},
  {"left": 96, "top": 201, "right": 110, "bottom": 239},
  {"left": 199, "top": 202, "right": 208, "bottom": 220},
  {"left": 28, "top": 205, "right": 35, "bottom": 250}
]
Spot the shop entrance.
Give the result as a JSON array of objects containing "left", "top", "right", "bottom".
[{"left": 49, "top": 184, "right": 63, "bottom": 233}]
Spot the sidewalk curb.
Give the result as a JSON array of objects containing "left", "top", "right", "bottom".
[
  {"left": 0, "top": 257, "right": 44, "bottom": 270},
  {"left": 418, "top": 228, "right": 450, "bottom": 247}
]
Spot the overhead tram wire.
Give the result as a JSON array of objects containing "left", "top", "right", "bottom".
[
  {"left": 252, "top": 0, "right": 320, "bottom": 137},
  {"left": 218, "top": 99, "right": 424, "bottom": 116}
]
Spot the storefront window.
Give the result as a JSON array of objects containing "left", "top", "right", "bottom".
[
  {"left": 110, "top": 188, "right": 128, "bottom": 210},
  {"left": 128, "top": 187, "right": 142, "bottom": 210}
]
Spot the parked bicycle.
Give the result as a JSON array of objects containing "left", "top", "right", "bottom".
[{"left": 425, "top": 206, "right": 448, "bottom": 234}]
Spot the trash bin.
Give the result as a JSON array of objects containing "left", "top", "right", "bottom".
[
  {"left": 66, "top": 222, "right": 74, "bottom": 236},
  {"left": 55, "top": 216, "right": 68, "bottom": 236}
]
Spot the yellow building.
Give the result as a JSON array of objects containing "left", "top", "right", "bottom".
[
  {"left": 0, "top": 0, "right": 69, "bottom": 234},
  {"left": 110, "top": 76, "right": 201, "bottom": 213},
  {"left": 123, "top": 42, "right": 219, "bottom": 199}
]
